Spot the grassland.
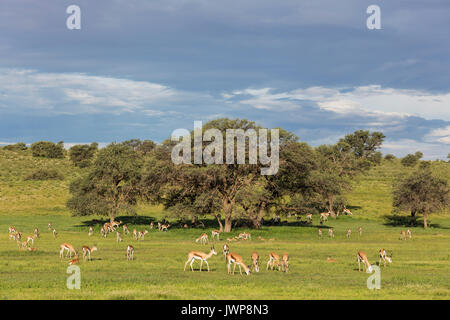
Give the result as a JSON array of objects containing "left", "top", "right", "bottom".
[{"left": 0, "top": 149, "right": 449, "bottom": 300}]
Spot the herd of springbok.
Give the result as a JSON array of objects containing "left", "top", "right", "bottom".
[{"left": 7, "top": 209, "right": 413, "bottom": 274}]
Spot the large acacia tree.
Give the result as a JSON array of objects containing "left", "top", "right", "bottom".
[
  {"left": 393, "top": 168, "right": 449, "bottom": 228},
  {"left": 67, "top": 143, "right": 143, "bottom": 223},
  {"left": 142, "top": 118, "right": 288, "bottom": 232}
]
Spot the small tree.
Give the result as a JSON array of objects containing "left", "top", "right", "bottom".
[
  {"left": 393, "top": 169, "right": 449, "bottom": 228},
  {"left": 69, "top": 143, "right": 98, "bottom": 168},
  {"left": 384, "top": 154, "right": 396, "bottom": 161},
  {"left": 31, "top": 141, "right": 65, "bottom": 159},
  {"left": 3, "top": 142, "right": 27, "bottom": 151},
  {"left": 401, "top": 153, "right": 420, "bottom": 167},
  {"left": 67, "top": 143, "right": 143, "bottom": 223}
]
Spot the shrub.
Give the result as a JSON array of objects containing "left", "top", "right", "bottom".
[
  {"left": 31, "top": 141, "right": 65, "bottom": 159},
  {"left": 69, "top": 143, "right": 98, "bottom": 168},
  {"left": 3, "top": 142, "right": 28, "bottom": 151},
  {"left": 384, "top": 154, "right": 396, "bottom": 161},
  {"left": 25, "top": 168, "right": 64, "bottom": 181},
  {"left": 401, "top": 153, "right": 421, "bottom": 167}
]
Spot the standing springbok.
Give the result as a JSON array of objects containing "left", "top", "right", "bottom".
[
  {"left": 266, "top": 252, "right": 281, "bottom": 271},
  {"left": 138, "top": 230, "right": 148, "bottom": 241},
  {"left": 318, "top": 229, "right": 323, "bottom": 238},
  {"left": 116, "top": 231, "right": 123, "bottom": 242},
  {"left": 211, "top": 230, "right": 220, "bottom": 241},
  {"left": 88, "top": 227, "right": 93, "bottom": 236},
  {"left": 123, "top": 224, "right": 130, "bottom": 235},
  {"left": 357, "top": 251, "right": 373, "bottom": 272},
  {"left": 223, "top": 243, "right": 230, "bottom": 259},
  {"left": 379, "top": 249, "right": 392, "bottom": 267},
  {"left": 133, "top": 229, "right": 138, "bottom": 240},
  {"left": 227, "top": 252, "right": 251, "bottom": 275},
  {"left": 184, "top": 247, "right": 217, "bottom": 272},
  {"left": 281, "top": 253, "right": 289, "bottom": 273},
  {"left": 127, "top": 245, "right": 134, "bottom": 260},
  {"left": 34, "top": 228, "right": 39, "bottom": 238},
  {"left": 320, "top": 211, "right": 330, "bottom": 223},
  {"left": 52, "top": 228, "right": 57, "bottom": 239},
  {"left": 82, "top": 245, "right": 97, "bottom": 261},
  {"left": 305, "top": 213, "right": 313, "bottom": 223},
  {"left": 407, "top": 229, "right": 412, "bottom": 239},
  {"left": 400, "top": 230, "right": 406, "bottom": 240},
  {"left": 60, "top": 243, "right": 77, "bottom": 259},
  {"left": 358, "top": 227, "right": 362, "bottom": 236},
  {"left": 328, "top": 228, "right": 334, "bottom": 238},
  {"left": 251, "top": 251, "right": 260, "bottom": 272},
  {"left": 346, "top": 229, "right": 351, "bottom": 238}
]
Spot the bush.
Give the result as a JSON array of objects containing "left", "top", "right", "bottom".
[
  {"left": 25, "top": 168, "right": 64, "bottom": 181},
  {"left": 69, "top": 143, "right": 98, "bottom": 168},
  {"left": 3, "top": 142, "right": 28, "bottom": 151},
  {"left": 384, "top": 154, "right": 396, "bottom": 161},
  {"left": 31, "top": 141, "right": 65, "bottom": 159},
  {"left": 401, "top": 153, "right": 420, "bottom": 167}
]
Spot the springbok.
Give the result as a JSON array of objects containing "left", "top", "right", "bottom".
[
  {"left": 357, "top": 251, "right": 373, "bottom": 272},
  {"left": 318, "top": 229, "right": 322, "bottom": 238},
  {"left": 328, "top": 228, "right": 334, "bottom": 238},
  {"left": 211, "top": 230, "right": 220, "bottom": 241},
  {"left": 160, "top": 224, "right": 170, "bottom": 232},
  {"left": 127, "top": 245, "right": 134, "bottom": 260},
  {"left": 343, "top": 207, "right": 353, "bottom": 215},
  {"left": 227, "top": 252, "right": 251, "bottom": 275},
  {"left": 305, "top": 214, "right": 312, "bottom": 223},
  {"left": 320, "top": 211, "right": 330, "bottom": 223},
  {"left": 223, "top": 243, "right": 230, "bottom": 259},
  {"left": 407, "top": 229, "right": 412, "bottom": 239},
  {"left": 400, "top": 230, "right": 406, "bottom": 240},
  {"left": 123, "top": 224, "right": 130, "bottom": 234},
  {"left": 52, "top": 228, "right": 57, "bottom": 239},
  {"left": 195, "top": 233, "right": 209, "bottom": 245},
  {"left": 34, "top": 228, "right": 39, "bottom": 238},
  {"left": 358, "top": 227, "right": 362, "bottom": 236},
  {"left": 88, "top": 226, "right": 94, "bottom": 236},
  {"left": 184, "top": 247, "right": 217, "bottom": 272},
  {"left": 82, "top": 245, "right": 97, "bottom": 261},
  {"left": 251, "top": 251, "right": 260, "bottom": 272},
  {"left": 379, "top": 249, "right": 392, "bottom": 267},
  {"left": 266, "top": 252, "right": 281, "bottom": 271},
  {"left": 138, "top": 230, "right": 148, "bottom": 241},
  {"left": 60, "top": 243, "right": 77, "bottom": 259},
  {"left": 69, "top": 256, "right": 80, "bottom": 265},
  {"left": 116, "top": 231, "right": 123, "bottom": 242},
  {"left": 281, "top": 253, "right": 289, "bottom": 273},
  {"left": 346, "top": 229, "right": 351, "bottom": 238}
]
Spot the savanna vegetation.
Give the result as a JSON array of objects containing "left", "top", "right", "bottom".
[{"left": 0, "top": 118, "right": 449, "bottom": 300}]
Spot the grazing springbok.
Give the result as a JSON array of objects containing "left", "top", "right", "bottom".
[
  {"left": 343, "top": 207, "right": 353, "bottom": 215},
  {"left": 251, "top": 251, "right": 260, "bottom": 272},
  {"left": 88, "top": 226, "right": 94, "bottom": 236},
  {"left": 266, "top": 252, "right": 281, "bottom": 271},
  {"left": 238, "top": 232, "right": 251, "bottom": 240},
  {"left": 82, "top": 245, "right": 97, "bottom": 261},
  {"left": 101, "top": 226, "right": 107, "bottom": 238},
  {"left": 305, "top": 214, "right": 313, "bottom": 223},
  {"left": 281, "top": 253, "right": 289, "bottom": 273},
  {"left": 127, "top": 245, "right": 134, "bottom": 260},
  {"left": 223, "top": 243, "right": 230, "bottom": 259},
  {"left": 60, "top": 243, "right": 77, "bottom": 259},
  {"left": 26, "top": 235, "right": 35, "bottom": 246},
  {"left": 184, "top": 247, "right": 217, "bottom": 272},
  {"left": 346, "top": 229, "right": 351, "bottom": 238},
  {"left": 357, "top": 251, "right": 373, "bottom": 272},
  {"left": 116, "top": 231, "right": 123, "bottom": 242},
  {"left": 320, "top": 211, "right": 330, "bottom": 223},
  {"left": 111, "top": 220, "right": 122, "bottom": 229},
  {"left": 379, "top": 249, "right": 392, "bottom": 267},
  {"left": 9, "top": 226, "right": 17, "bottom": 234},
  {"left": 195, "top": 233, "right": 209, "bottom": 245},
  {"left": 138, "top": 230, "right": 148, "bottom": 241},
  {"left": 123, "top": 224, "right": 130, "bottom": 234},
  {"left": 211, "top": 230, "right": 220, "bottom": 241},
  {"left": 400, "top": 230, "right": 406, "bottom": 240},
  {"left": 160, "top": 224, "right": 170, "bottom": 232},
  {"left": 328, "top": 228, "right": 334, "bottom": 238},
  {"left": 227, "top": 252, "right": 250, "bottom": 275}
]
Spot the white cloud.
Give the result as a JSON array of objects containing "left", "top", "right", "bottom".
[{"left": 425, "top": 125, "right": 450, "bottom": 144}]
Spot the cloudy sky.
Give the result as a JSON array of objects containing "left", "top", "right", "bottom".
[{"left": 0, "top": 0, "right": 449, "bottom": 158}]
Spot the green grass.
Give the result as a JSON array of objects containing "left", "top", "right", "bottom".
[{"left": 0, "top": 150, "right": 449, "bottom": 299}]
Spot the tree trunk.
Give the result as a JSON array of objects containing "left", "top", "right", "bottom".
[
  {"left": 410, "top": 210, "right": 416, "bottom": 226},
  {"left": 252, "top": 201, "right": 267, "bottom": 229},
  {"left": 223, "top": 198, "right": 233, "bottom": 233},
  {"left": 423, "top": 212, "right": 428, "bottom": 229},
  {"left": 215, "top": 214, "right": 223, "bottom": 232},
  {"left": 328, "top": 196, "right": 336, "bottom": 218}
]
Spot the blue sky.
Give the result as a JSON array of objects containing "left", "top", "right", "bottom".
[{"left": 0, "top": 0, "right": 449, "bottom": 158}]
